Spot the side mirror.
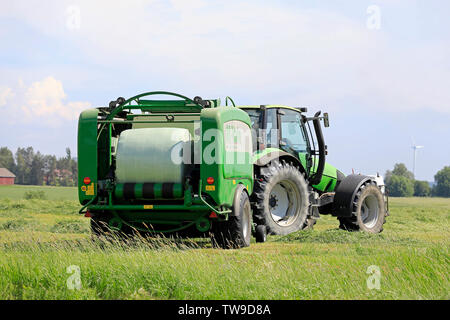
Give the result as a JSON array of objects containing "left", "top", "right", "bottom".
[{"left": 323, "top": 112, "right": 330, "bottom": 127}]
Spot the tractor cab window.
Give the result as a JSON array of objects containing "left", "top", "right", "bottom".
[
  {"left": 280, "top": 109, "right": 307, "bottom": 153},
  {"left": 245, "top": 109, "right": 261, "bottom": 130},
  {"left": 244, "top": 109, "right": 261, "bottom": 152}
]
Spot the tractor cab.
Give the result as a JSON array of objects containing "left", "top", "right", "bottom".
[{"left": 239, "top": 105, "right": 329, "bottom": 188}]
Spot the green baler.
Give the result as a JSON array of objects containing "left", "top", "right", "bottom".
[{"left": 78, "top": 91, "right": 388, "bottom": 248}]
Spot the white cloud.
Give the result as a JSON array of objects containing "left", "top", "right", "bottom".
[
  {"left": 2, "top": 77, "right": 91, "bottom": 125},
  {"left": 0, "top": 87, "right": 14, "bottom": 106}
]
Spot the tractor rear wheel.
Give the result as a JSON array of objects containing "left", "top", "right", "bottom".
[
  {"left": 338, "top": 182, "right": 386, "bottom": 233},
  {"left": 211, "top": 185, "right": 251, "bottom": 249},
  {"left": 253, "top": 161, "right": 309, "bottom": 235}
]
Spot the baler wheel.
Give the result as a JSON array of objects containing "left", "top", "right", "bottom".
[{"left": 210, "top": 185, "right": 251, "bottom": 249}]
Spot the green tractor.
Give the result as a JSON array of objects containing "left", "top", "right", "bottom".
[{"left": 78, "top": 91, "right": 388, "bottom": 248}]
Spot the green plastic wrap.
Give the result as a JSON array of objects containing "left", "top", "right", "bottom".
[{"left": 115, "top": 128, "right": 191, "bottom": 184}]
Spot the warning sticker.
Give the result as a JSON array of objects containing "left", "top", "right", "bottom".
[{"left": 81, "top": 183, "right": 95, "bottom": 196}]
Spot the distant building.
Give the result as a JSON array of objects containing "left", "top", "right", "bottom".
[{"left": 0, "top": 168, "right": 16, "bottom": 185}]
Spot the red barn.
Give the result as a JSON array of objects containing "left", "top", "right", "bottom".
[{"left": 0, "top": 168, "right": 15, "bottom": 185}]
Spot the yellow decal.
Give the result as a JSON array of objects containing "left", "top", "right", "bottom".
[
  {"left": 81, "top": 183, "right": 95, "bottom": 195},
  {"left": 143, "top": 205, "right": 154, "bottom": 209},
  {"left": 205, "top": 185, "right": 215, "bottom": 191},
  {"left": 86, "top": 183, "right": 95, "bottom": 196},
  {"left": 233, "top": 180, "right": 236, "bottom": 185}
]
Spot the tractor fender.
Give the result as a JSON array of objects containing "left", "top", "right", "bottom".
[
  {"left": 255, "top": 150, "right": 305, "bottom": 174},
  {"left": 332, "top": 174, "right": 373, "bottom": 217}
]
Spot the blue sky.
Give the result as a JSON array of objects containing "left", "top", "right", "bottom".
[{"left": 0, "top": 0, "right": 449, "bottom": 181}]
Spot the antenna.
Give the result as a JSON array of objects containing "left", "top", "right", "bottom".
[{"left": 411, "top": 136, "right": 424, "bottom": 179}]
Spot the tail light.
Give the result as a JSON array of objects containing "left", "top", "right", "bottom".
[{"left": 209, "top": 212, "right": 218, "bottom": 218}]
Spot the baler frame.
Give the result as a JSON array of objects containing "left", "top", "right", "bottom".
[{"left": 79, "top": 91, "right": 249, "bottom": 235}]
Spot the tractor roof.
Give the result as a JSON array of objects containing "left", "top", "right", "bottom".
[{"left": 238, "top": 105, "right": 304, "bottom": 113}]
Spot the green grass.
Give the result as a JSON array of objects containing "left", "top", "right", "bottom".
[
  {"left": 0, "top": 187, "right": 448, "bottom": 300},
  {"left": 0, "top": 185, "right": 77, "bottom": 201}
]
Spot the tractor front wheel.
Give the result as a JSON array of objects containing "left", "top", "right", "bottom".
[{"left": 338, "top": 182, "right": 386, "bottom": 233}]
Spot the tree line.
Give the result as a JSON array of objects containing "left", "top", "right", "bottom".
[
  {"left": 0, "top": 146, "right": 77, "bottom": 187},
  {"left": 385, "top": 163, "right": 450, "bottom": 197}
]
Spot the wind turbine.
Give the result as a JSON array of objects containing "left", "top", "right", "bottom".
[{"left": 411, "top": 137, "right": 424, "bottom": 179}]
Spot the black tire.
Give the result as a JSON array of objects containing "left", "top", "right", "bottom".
[
  {"left": 255, "top": 225, "right": 267, "bottom": 243},
  {"left": 253, "top": 161, "right": 309, "bottom": 235},
  {"left": 338, "top": 181, "right": 387, "bottom": 233},
  {"left": 211, "top": 185, "right": 251, "bottom": 249}
]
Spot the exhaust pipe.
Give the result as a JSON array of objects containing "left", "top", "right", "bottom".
[{"left": 310, "top": 111, "right": 326, "bottom": 186}]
